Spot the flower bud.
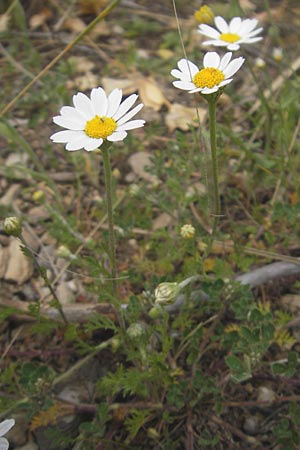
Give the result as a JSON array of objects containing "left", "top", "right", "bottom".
[
  {"left": 32, "top": 190, "right": 45, "bottom": 202},
  {"left": 148, "top": 305, "right": 162, "bottom": 319},
  {"left": 147, "top": 427, "right": 160, "bottom": 439},
  {"left": 154, "top": 282, "right": 181, "bottom": 305},
  {"left": 194, "top": 5, "right": 214, "bottom": 24},
  {"left": 180, "top": 224, "right": 195, "bottom": 239},
  {"left": 126, "top": 323, "right": 144, "bottom": 339},
  {"left": 57, "top": 245, "right": 72, "bottom": 259},
  {"left": 255, "top": 57, "right": 266, "bottom": 69},
  {"left": 272, "top": 47, "right": 283, "bottom": 62},
  {"left": 3, "top": 217, "right": 22, "bottom": 236},
  {"left": 110, "top": 337, "right": 120, "bottom": 352}
]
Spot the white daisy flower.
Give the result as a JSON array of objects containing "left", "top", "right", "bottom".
[
  {"left": 50, "top": 88, "right": 145, "bottom": 151},
  {"left": 0, "top": 419, "right": 15, "bottom": 450},
  {"left": 171, "top": 52, "right": 245, "bottom": 95},
  {"left": 198, "top": 16, "right": 263, "bottom": 51}
]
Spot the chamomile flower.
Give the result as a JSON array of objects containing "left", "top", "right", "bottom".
[
  {"left": 171, "top": 52, "right": 244, "bottom": 95},
  {"left": 0, "top": 419, "right": 15, "bottom": 450},
  {"left": 50, "top": 88, "right": 145, "bottom": 151},
  {"left": 198, "top": 16, "right": 263, "bottom": 51}
]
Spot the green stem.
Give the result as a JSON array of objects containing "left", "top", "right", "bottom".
[
  {"left": 208, "top": 98, "right": 221, "bottom": 228},
  {"left": 101, "top": 144, "right": 117, "bottom": 297},
  {"left": 18, "top": 234, "right": 68, "bottom": 325}
]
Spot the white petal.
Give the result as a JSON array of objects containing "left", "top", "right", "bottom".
[
  {"left": 203, "top": 52, "right": 220, "bottom": 68},
  {"left": 60, "top": 106, "right": 86, "bottom": 120},
  {"left": 198, "top": 24, "right": 220, "bottom": 39},
  {"left": 218, "top": 79, "right": 233, "bottom": 88},
  {"left": 219, "top": 52, "right": 232, "bottom": 71},
  {"left": 107, "top": 131, "right": 127, "bottom": 142},
  {"left": 227, "top": 43, "right": 241, "bottom": 51},
  {"left": 223, "top": 57, "right": 244, "bottom": 78},
  {"left": 107, "top": 89, "right": 123, "bottom": 117},
  {"left": 83, "top": 138, "right": 103, "bottom": 151},
  {"left": 91, "top": 87, "right": 108, "bottom": 116},
  {"left": 65, "top": 135, "right": 92, "bottom": 151},
  {"left": 0, "top": 420, "right": 15, "bottom": 437},
  {"left": 72, "top": 92, "right": 94, "bottom": 119},
  {"left": 171, "top": 69, "right": 193, "bottom": 81},
  {"left": 229, "top": 17, "right": 242, "bottom": 33},
  {"left": 241, "top": 37, "right": 263, "bottom": 44},
  {"left": 117, "top": 120, "right": 145, "bottom": 131},
  {"left": 240, "top": 19, "right": 259, "bottom": 35},
  {"left": 53, "top": 115, "right": 85, "bottom": 130},
  {"left": 201, "top": 86, "right": 219, "bottom": 94},
  {"left": 173, "top": 80, "right": 196, "bottom": 91},
  {"left": 202, "top": 39, "right": 228, "bottom": 47},
  {"left": 214, "top": 16, "right": 229, "bottom": 33},
  {"left": 113, "top": 94, "right": 138, "bottom": 121},
  {"left": 188, "top": 87, "right": 202, "bottom": 93},
  {"left": 246, "top": 27, "right": 263, "bottom": 38},
  {"left": 177, "top": 59, "right": 199, "bottom": 77},
  {"left": 0, "top": 438, "right": 9, "bottom": 450},
  {"left": 50, "top": 130, "right": 83, "bottom": 143},
  {"left": 117, "top": 103, "right": 143, "bottom": 126}
]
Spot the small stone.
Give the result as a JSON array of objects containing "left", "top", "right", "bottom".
[
  {"left": 257, "top": 386, "right": 275, "bottom": 405},
  {"left": 3, "top": 239, "right": 34, "bottom": 284},
  {"left": 243, "top": 415, "right": 260, "bottom": 435}
]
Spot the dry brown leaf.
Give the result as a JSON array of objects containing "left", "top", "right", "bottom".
[
  {"left": 67, "top": 72, "right": 99, "bottom": 91},
  {"left": 280, "top": 294, "right": 300, "bottom": 314},
  {"left": 127, "top": 151, "right": 159, "bottom": 184},
  {"left": 138, "top": 78, "right": 170, "bottom": 111},
  {"left": 0, "top": 13, "right": 9, "bottom": 32},
  {"left": 156, "top": 49, "right": 174, "bottom": 60},
  {"left": 72, "top": 56, "right": 95, "bottom": 73},
  {"left": 102, "top": 77, "right": 137, "bottom": 95},
  {"left": 165, "top": 103, "right": 206, "bottom": 132},
  {"left": 89, "top": 20, "right": 110, "bottom": 37},
  {"left": 29, "top": 8, "right": 52, "bottom": 29},
  {"left": 152, "top": 213, "right": 173, "bottom": 231},
  {"left": 239, "top": 0, "right": 255, "bottom": 10},
  {"left": 79, "top": 0, "right": 107, "bottom": 15},
  {"left": 63, "top": 17, "right": 86, "bottom": 33}
]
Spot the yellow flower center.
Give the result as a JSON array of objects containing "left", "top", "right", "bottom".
[
  {"left": 193, "top": 67, "right": 225, "bottom": 89},
  {"left": 219, "top": 32, "right": 240, "bottom": 43},
  {"left": 84, "top": 115, "right": 117, "bottom": 139}
]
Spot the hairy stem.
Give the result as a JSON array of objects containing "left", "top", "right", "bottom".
[
  {"left": 101, "top": 145, "right": 117, "bottom": 297},
  {"left": 18, "top": 234, "right": 68, "bottom": 325}
]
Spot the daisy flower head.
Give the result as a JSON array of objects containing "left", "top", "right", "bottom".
[
  {"left": 198, "top": 16, "right": 263, "bottom": 51},
  {"left": 171, "top": 52, "right": 245, "bottom": 95},
  {"left": 50, "top": 88, "right": 145, "bottom": 151},
  {"left": 0, "top": 419, "right": 15, "bottom": 450}
]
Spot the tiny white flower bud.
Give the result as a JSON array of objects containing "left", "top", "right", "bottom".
[
  {"left": 3, "top": 217, "right": 22, "bottom": 236},
  {"left": 127, "top": 323, "right": 145, "bottom": 339},
  {"left": 272, "top": 47, "right": 283, "bottom": 62},
  {"left": 180, "top": 224, "right": 195, "bottom": 239},
  {"left": 255, "top": 57, "right": 266, "bottom": 69},
  {"left": 154, "top": 282, "right": 181, "bottom": 305}
]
